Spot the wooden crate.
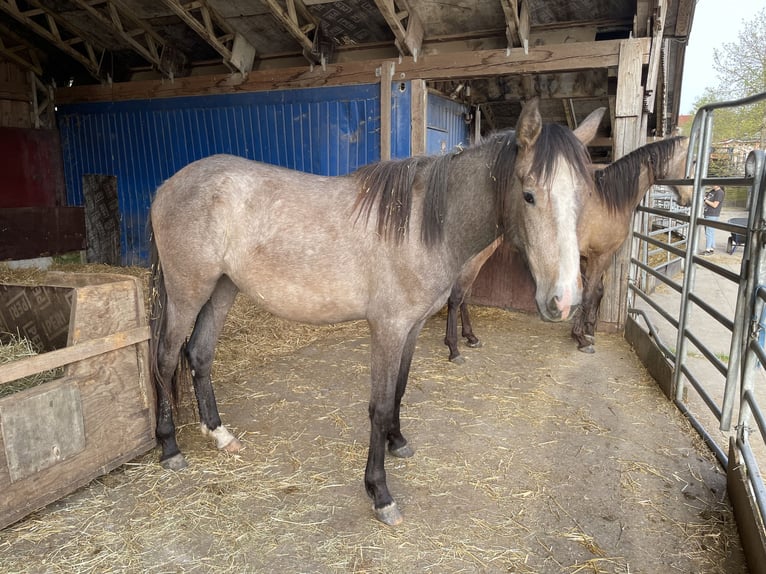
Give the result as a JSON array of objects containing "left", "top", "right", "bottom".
[{"left": 0, "top": 272, "right": 154, "bottom": 529}]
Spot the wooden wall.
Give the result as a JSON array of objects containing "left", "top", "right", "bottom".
[{"left": 0, "top": 62, "right": 31, "bottom": 129}]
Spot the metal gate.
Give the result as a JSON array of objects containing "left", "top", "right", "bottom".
[{"left": 625, "top": 91, "right": 766, "bottom": 567}]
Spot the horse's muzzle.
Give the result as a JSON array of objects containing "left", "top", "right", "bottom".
[{"left": 540, "top": 291, "right": 580, "bottom": 322}]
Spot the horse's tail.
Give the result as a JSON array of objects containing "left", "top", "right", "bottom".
[{"left": 148, "top": 216, "right": 189, "bottom": 411}]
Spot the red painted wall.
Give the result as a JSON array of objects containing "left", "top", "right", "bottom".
[{"left": 0, "top": 127, "right": 66, "bottom": 208}]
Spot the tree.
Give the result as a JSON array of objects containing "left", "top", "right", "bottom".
[{"left": 692, "top": 7, "right": 766, "bottom": 146}]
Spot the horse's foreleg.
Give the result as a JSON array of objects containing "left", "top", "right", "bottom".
[
  {"left": 185, "top": 277, "right": 240, "bottom": 453},
  {"left": 571, "top": 265, "right": 593, "bottom": 352},
  {"left": 573, "top": 256, "right": 607, "bottom": 354},
  {"left": 582, "top": 275, "right": 605, "bottom": 347},
  {"left": 365, "top": 321, "right": 417, "bottom": 526}
]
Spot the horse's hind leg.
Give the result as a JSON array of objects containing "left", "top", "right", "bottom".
[
  {"left": 444, "top": 285, "right": 464, "bottom": 363},
  {"left": 156, "top": 306, "right": 199, "bottom": 470},
  {"left": 185, "top": 276, "right": 241, "bottom": 453},
  {"left": 459, "top": 300, "right": 481, "bottom": 348},
  {"left": 388, "top": 319, "right": 425, "bottom": 458}
]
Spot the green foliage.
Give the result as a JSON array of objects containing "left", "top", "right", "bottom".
[{"left": 690, "top": 8, "right": 766, "bottom": 145}]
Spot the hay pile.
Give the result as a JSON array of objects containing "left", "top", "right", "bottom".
[{"left": 0, "top": 334, "right": 63, "bottom": 398}]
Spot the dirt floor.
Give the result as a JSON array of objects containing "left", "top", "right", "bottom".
[{"left": 0, "top": 298, "right": 749, "bottom": 573}]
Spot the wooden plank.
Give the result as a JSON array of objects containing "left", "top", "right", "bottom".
[
  {"left": 0, "top": 207, "right": 85, "bottom": 260},
  {"left": 0, "top": 326, "right": 150, "bottom": 385},
  {"left": 55, "top": 38, "right": 649, "bottom": 104}
]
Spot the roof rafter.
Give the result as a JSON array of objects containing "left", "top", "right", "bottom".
[
  {"left": 0, "top": 0, "right": 106, "bottom": 81},
  {"left": 262, "top": 0, "right": 326, "bottom": 65},
  {"left": 68, "top": 0, "right": 188, "bottom": 79},
  {"left": 373, "top": 0, "right": 423, "bottom": 59},
  {"left": 159, "top": 0, "right": 255, "bottom": 75},
  {"left": 0, "top": 20, "right": 43, "bottom": 75},
  {"left": 500, "top": 0, "right": 530, "bottom": 54}
]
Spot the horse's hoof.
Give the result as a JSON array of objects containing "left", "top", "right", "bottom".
[
  {"left": 449, "top": 354, "right": 466, "bottom": 365},
  {"left": 374, "top": 502, "right": 403, "bottom": 526},
  {"left": 578, "top": 344, "right": 596, "bottom": 354},
  {"left": 160, "top": 453, "right": 188, "bottom": 471},
  {"left": 466, "top": 339, "right": 483, "bottom": 348},
  {"left": 222, "top": 436, "right": 243, "bottom": 453},
  {"left": 389, "top": 442, "right": 414, "bottom": 458}
]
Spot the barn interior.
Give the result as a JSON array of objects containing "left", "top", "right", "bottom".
[{"left": 2, "top": 0, "right": 695, "bottom": 163}]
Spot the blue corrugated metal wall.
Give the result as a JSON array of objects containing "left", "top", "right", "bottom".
[
  {"left": 56, "top": 82, "right": 473, "bottom": 265},
  {"left": 426, "top": 94, "right": 469, "bottom": 155},
  {"left": 57, "top": 84, "right": 413, "bottom": 265}
]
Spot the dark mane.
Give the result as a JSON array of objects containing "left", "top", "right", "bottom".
[
  {"left": 594, "top": 136, "right": 686, "bottom": 214},
  {"left": 352, "top": 122, "right": 592, "bottom": 246}
]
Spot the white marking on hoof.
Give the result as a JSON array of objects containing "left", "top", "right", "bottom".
[
  {"left": 450, "top": 354, "right": 466, "bottom": 365},
  {"left": 200, "top": 424, "right": 242, "bottom": 452},
  {"left": 161, "top": 453, "right": 188, "bottom": 471},
  {"left": 374, "top": 501, "right": 403, "bottom": 526}
]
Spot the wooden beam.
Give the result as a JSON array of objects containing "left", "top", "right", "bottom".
[
  {"left": 0, "top": 22, "right": 43, "bottom": 75},
  {"left": 56, "top": 38, "right": 649, "bottom": 104},
  {"left": 500, "top": 0, "right": 530, "bottom": 53},
  {"left": 643, "top": 0, "right": 666, "bottom": 113},
  {"left": 374, "top": 0, "right": 424, "bottom": 59},
  {"left": 159, "top": 0, "right": 255, "bottom": 75},
  {"left": 263, "top": 0, "right": 322, "bottom": 64},
  {"left": 67, "top": 0, "right": 187, "bottom": 79},
  {"left": 0, "top": 0, "right": 105, "bottom": 81}
]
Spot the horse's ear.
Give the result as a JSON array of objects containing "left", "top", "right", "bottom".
[
  {"left": 516, "top": 97, "right": 542, "bottom": 149},
  {"left": 573, "top": 107, "right": 606, "bottom": 145}
]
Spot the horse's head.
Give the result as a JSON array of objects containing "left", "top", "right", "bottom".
[{"left": 506, "top": 98, "right": 592, "bottom": 322}]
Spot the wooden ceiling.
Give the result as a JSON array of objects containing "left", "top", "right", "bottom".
[{"left": 1, "top": 0, "right": 696, "bottom": 151}]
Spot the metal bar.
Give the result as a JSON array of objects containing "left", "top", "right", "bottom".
[
  {"left": 678, "top": 363, "right": 724, "bottom": 421},
  {"left": 626, "top": 306, "right": 677, "bottom": 360},
  {"left": 675, "top": 398, "right": 728, "bottom": 466}
]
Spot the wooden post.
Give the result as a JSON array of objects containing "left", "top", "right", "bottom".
[
  {"left": 410, "top": 79, "right": 427, "bottom": 156},
  {"left": 380, "top": 61, "right": 394, "bottom": 160},
  {"left": 599, "top": 38, "right": 646, "bottom": 331}
]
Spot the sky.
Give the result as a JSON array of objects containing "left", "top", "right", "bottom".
[{"left": 679, "top": 0, "right": 766, "bottom": 114}]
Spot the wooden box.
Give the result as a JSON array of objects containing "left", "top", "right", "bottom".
[{"left": 0, "top": 272, "right": 154, "bottom": 529}]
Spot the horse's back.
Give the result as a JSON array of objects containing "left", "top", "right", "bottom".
[{"left": 150, "top": 155, "right": 442, "bottom": 325}]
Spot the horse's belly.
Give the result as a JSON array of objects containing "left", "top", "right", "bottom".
[{"left": 238, "top": 280, "right": 366, "bottom": 325}]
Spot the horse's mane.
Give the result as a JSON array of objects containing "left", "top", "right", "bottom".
[
  {"left": 352, "top": 123, "right": 591, "bottom": 246},
  {"left": 594, "top": 136, "right": 687, "bottom": 214}
]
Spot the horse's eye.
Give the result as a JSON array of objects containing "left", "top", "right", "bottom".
[{"left": 523, "top": 191, "right": 535, "bottom": 205}]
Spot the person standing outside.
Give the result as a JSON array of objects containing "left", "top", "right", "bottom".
[{"left": 702, "top": 185, "right": 725, "bottom": 255}]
